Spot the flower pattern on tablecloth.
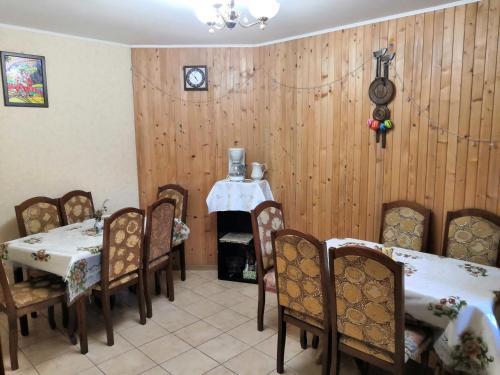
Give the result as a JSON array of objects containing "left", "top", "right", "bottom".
[
  {"left": 31, "top": 249, "right": 50, "bottom": 262},
  {"left": 82, "top": 228, "right": 101, "bottom": 237},
  {"left": 68, "top": 259, "right": 88, "bottom": 295},
  {"left": 451, "top": 331, "right": 493, "bottom": 374},
  {"left": 77, "top": 246, "right": 101, "bottom": 254},
  {"left": 24, "top": 237, "right": 42, "bottom": 244},
  {"left": 428, "top": 296, "right": 467, "bottom": 320},
  {"left": 460, "top": 263, "right": 488, "bottom": 277},
  {"left": 404, "top": 263, "right": 417, "bottom": 277},
  {"left": 395, "top": 252, "right": 421, "bottom": 260},
  {"left": 0, "top": 243, "right": 8, "bottom": 260}
]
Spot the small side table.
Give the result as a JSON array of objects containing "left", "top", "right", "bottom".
[{"left": 206, "top": 180, "right": 274, "bottom": 284}]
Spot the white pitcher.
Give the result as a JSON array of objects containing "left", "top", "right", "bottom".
[{"left": 251, "top": 162, "right": 267, "bottom": 180}]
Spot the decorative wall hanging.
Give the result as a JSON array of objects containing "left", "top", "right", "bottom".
[
  {"left": 0, "top": 51, "right": 49, "bottom": 107},
  {"left": 367, "top": 49, "right": 395, "bottom": 148},
  {"left": 183, "top": 65, "right": 208, "bottom": 91}
]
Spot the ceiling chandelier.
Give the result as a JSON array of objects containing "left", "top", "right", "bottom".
[{"left": 194, "top": 0, "right": 280, "bottom": 33}]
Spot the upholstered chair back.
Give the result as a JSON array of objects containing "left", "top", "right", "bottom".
[
  {"left": 251, "top": 201, "right": 285, "bottom": 272},
  {"left": 330, "top": 246, "right": 404, "bottom": 363},
  {"left": 103, "top": 208, "right": 145, "bottom": 284},
  {"left": 157, "top": 185, "right": 187, "bottom": 222},
  {"left": 272, "top": 229, "right": 326, "bottom": 328},
  {"left": 380, "top": 201, "right": 430, "bottom": 252},
  {"left": 15, "top": 197, "right": 62, "bottom": 236},
  {"left": 60, "top": 190, "right": 95, "bottom": 225},
  {"left": 145, "top": 198, "right": 176, "bottom": 268},
  {"left": 444, "top": 209, "right": 500, "bottom": 267}
]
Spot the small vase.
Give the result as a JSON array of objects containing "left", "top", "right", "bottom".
[{"left": 94, "top": 219, "right": 104, "bottom": 234}]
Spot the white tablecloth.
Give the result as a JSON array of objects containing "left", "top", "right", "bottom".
[
  {"left": 0, "top": 218, "right": 190, "bottom": 303},
  {"left": 206, "top": 179, "right": 274, "bottom": 213},
  {"left": 327, "top": 238, "right": 500, "bottom": 375}
]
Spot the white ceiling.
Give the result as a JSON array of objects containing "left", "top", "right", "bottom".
[{"left": 0, "top": 0, "right": 476, "bottom": 46}]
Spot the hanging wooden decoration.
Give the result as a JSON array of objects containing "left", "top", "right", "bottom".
[{"left": 367, "top": 49, "right": 395, "bottom": 148}]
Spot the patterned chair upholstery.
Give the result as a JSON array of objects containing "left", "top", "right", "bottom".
[
  {"left": 274, "top": 233, "right": 325, "bottom": 329},
  {"left": 158, "top": 186, "right": 186, "bottom": 221},
  {"left": 444, "top": 211, "right": 500, "bottom": 267},
  {"left": 380, "top": 201, "right": 430, "bottom": 252},
  {"left": 60, "top": 191, "right": 94, "bottom": 225},
  {"left": 16, "top": 198, "right": 62, "bottom": 236},
  {"left": 331, "top": 246, "right": 431, "bottom": 371},
  {"left": 251, "top": 201, "right": 285, "bottom": 331}
]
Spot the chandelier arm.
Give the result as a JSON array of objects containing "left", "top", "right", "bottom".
[{"left": 238, "top": 19, "right": 261, "bottom": 28}]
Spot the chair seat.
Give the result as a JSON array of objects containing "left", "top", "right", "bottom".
[
  {"left": 94, "top": 273, "right": 138, "bottom": 291},
  {"left": 284, "top": 308, "right": 323, "bottom": 329},
  {"left": 9, "top": 276, "right": 66, "bottom": 308},
  {"left": 263, "top": 268, "right": 276, "bottom": 293},
  {"left": 149, "top": 255, "right": 169, "bottom": 270},
  {"left": 340, "top": 326, "right": 431, "bottom": 364}
]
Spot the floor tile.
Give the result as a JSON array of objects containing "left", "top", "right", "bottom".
[
  {"left": 224, "top": 348, "right": 276, "bottom": 375},
  {"left": 85, "top": 331, "right": 134, "bottom": 365},
  {"left": 285, "top": 348, "right": 322, "bottom": 375},
  {"left": 139, "top": 334, "right": 191, "bottom": 364},
  {"left": 35, "top": 350, "right": 94, "bottom": 375},
  {"left": 120, "top": 320, "right": 167, "bottom": 346},
  {"left": 191, "top": 281, "right": 228, "bottom": 297},
  {"left": 6, "top": 368, "right": 40, "bottom": 375},
  {"left": 183, "top": 299, "right": 226, "bottom": 319},
  {"left": 239, "top": 285, "right": 259, "bottom": 299},
  {"left": 22, "top": 334, "right": 74, "bottom": 365},
  {"left": 255, "top": 334, "right": 304, "bottom": 361},
  {"left": 3, "top": 347, "right": 33, "bottom": 373},
  {"left": 77, "top": 367, "right": 105, "bottom": 375},
  {"left": 230, "top": 299, "right": 274, "bottom": 319},
  {"left": 227, "top": 319, "right": 275, "bottom": 346},
  {"left": 208, "top": 291, "right": 254, "bottom": 308},
  {"left": 161, "top": 348, "right": 218, "bottom": 375},
  {"left": 203, "top": 309, "right": 250, "bottom": 332},
  {"left": 139, "top": 366, "right": 171, "bottom": 375},
  {"left": 204, "top": 366, "right": 237, "bottom": 375},
  {"left": 174, "top": 320, "right": 222, "bottom": 347},
  {"left": 171, "top": 290, "right": 204, "bottom": 308},
  {"left": 98, "top": 349, "right": 156, "bottom": 375},
  {"left": 197, "top": 333, "right": 249, "bottom": 363},
  {"left": 151, "top": 306, "right": 198, "bottom": 332}
]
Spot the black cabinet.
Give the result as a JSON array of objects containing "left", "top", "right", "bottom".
[{"left": 217, "top": 211, "right": 257, "bottom": 284}]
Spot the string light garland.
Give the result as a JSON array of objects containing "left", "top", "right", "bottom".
[{"left": 131, "top": 58, "right": 498, "bottom": 147}]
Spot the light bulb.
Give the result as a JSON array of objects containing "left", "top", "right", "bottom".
[
  {"left": 194, "top": 3, "right": 218, "bottom": 24},
  {"left": 247, "top": 0, "right": 280, "bottom": 20}
]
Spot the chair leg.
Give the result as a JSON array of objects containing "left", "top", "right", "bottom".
[
  {"left": 48, "top": 306, "right": 56, "bottom": 329},
  {"left": 0, "top": 329, "right": 5, "bottom": 375},
  {"left": 144, "top": 270, "right": 153, "bottom": 319},
  {"left": 312, "top": 335, "right": 320, "bottom": 349},
  {"left": 321, "top": 332, "right": 332, "bottom": 375},
  {"left": 137, "top": 273, "right": 147, "bottom": 325},
  {"left": 277, "top": 309, "right": 286, "bottom": 374},
  {"left": 257, "top": 281, "right": 266, "bottom": 331},
  {"left": 101, "top": 291, "right": 114, "bottom": 346},
  {"left": 166, "top": 260, "right": 174, "bottom": 302},
  {"left": 154, "top": 271, "right": 161, "bottom": 295},
  {"left": 8, "top": 315, "right": 19, "bottom": 370},
  {"left": 62, "top": 302, "right": 69, "bottom": 328},
  {"left": 179, "top": 243, "right": 186, "bottom": 281},
  {"left": 300, "top": 329, "right": 307, "bottom": 349},
  {"left": 19, "top": 315, "right": 29, "bottom": 337},
  {"left": 77, "top": 298, "right": 88, "bottom": 354}
]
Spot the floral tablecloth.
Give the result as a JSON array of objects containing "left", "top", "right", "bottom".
[
  {"left": 206, "top": 179, "right": 274, "bottom": 213},
  {"left": 326, "top": 238, "right": 500, "bottom": 375},
  {"left": 0, "top": 218, "right": 190, "bottom": 303}
]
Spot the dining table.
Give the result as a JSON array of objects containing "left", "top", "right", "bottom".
[
  {"left": 326, "top": 238, "right": 500, "bottom": 375},
  {"left": 0, "top": 217, "right": 190, "bottom": 352}
]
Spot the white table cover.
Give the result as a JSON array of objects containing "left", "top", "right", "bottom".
[
  {"left": 327, "top": 238, "right": 500, "bottom": 375},
  {"left": 206, "top": 179, "right": 274, "bottom": 213},
  {"left": 1, "top": 218, "right": 190, "bottom": 303}
]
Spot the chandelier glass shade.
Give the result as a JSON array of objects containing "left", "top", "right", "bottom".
[{"left": 194, "top": 0, "right": 280, "bottom": 33}]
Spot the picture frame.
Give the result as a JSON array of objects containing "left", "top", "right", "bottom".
[
  {"left": 183, "top": 65, "right": 208, "bottom": 91},
  {"left": 1, "top": 51, "right": 49, "bottom": 107}
]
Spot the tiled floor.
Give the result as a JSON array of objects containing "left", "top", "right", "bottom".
[{"left": 0, "top": 270, "right": 360, "bottom": 375}]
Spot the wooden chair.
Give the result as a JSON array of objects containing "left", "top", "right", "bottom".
[
  {"left": 157, "top": 184, "right": 188, "bottom": 281},
  {"left": 0, "top": 262, "right": 66, "bottom": 370},
  {"left": 250, "top": 200, "right": 285, "bottom": 332},
  {"left": 143, "top": 198, "right": 176, "bottom": 318},
  {"left": 379, "top": 201, "right": 431, "bottom": 252},
  {"left": 59, "top": 190, "right": 95, "bottom": 225},
  {"left": 14, "top": 196, "right": 63, "bottom": 335},
  {"left": 328, "top": 245, "right": 432, "bottom": 375},
  {"left": 443, "top": 208, "right": 500, "bottom": 267},
  {"left": 271, "top": 229, "right": 332, "bottom": 375},
  {"left": 92, "top": 207, "right": 146, "bottom": 346}
]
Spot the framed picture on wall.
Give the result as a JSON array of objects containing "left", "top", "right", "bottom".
[{"left": 1, "top": 51, "right": 49, "bottom": 107}]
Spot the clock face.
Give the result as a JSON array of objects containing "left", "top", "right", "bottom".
[{"left": 184, "top": 66, "right": 208, "bottom": 91}]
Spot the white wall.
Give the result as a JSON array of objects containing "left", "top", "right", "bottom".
[{"left": 0, "top": 27, "right": 138, "bottom": 242}]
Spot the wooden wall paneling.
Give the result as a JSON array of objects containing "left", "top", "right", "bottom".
[{"left": 132, "top": 0, "right": 500, "bottom": 265}]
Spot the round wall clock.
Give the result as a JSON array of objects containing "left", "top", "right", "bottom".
[{"left": 183, "top": 65, "right": 208, "bottom": 91}]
